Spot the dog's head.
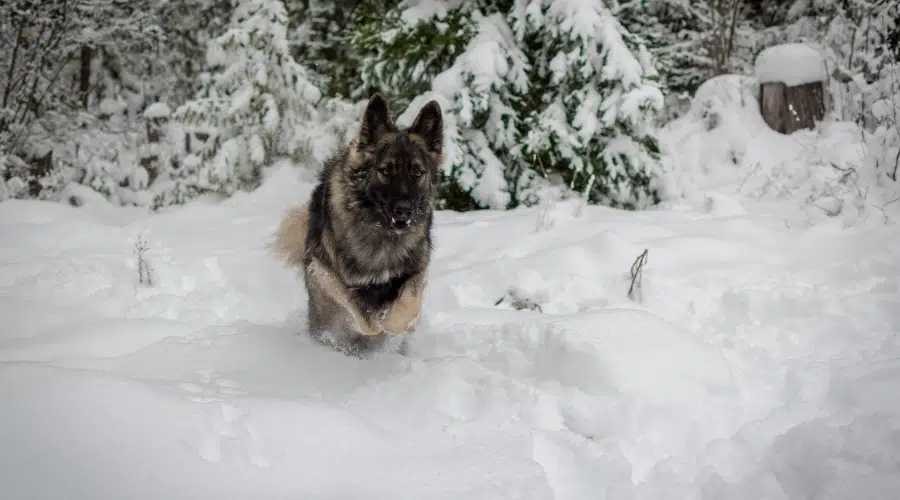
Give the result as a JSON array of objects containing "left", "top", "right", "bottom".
[{"left": 342, "top": 94, "right": 444, "bottom": 233}]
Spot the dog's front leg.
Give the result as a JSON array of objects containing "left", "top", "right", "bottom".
[
  {"left": 381, "top": 271, "right": 426, "bottom": 334},
  {"left": 307, "top": 258, "right": 383, "bottom": 336}
]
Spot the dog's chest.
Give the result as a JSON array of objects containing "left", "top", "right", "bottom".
[{"left": 343, "top": 247, "right": 410, "bottom": 287}]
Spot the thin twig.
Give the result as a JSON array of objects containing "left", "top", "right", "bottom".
[{"left": 628, "top": 249, "right": 649, "bottom": 302}]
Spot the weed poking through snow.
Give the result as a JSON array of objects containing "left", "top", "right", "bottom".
[
  {"left": 134, "top": 235, "right": 154, "bottom": 287},
  {"left": 535, "top": 204, "right": 556, "bottom": 232},
  {"left": 628, "top": 249, "right": 649, "bottom": 303}
]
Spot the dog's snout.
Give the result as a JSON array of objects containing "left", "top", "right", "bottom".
[{"left": 392, "top": 200, "right": 413, "bottom": 220}]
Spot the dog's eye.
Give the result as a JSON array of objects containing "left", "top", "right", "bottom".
[
  {"left": 378, "top": 166, "right": 390, "bottom": 176},
  {"left": 412, "top": 165, "right": 424, "bottom": 177}
]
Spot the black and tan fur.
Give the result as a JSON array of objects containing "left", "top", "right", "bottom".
[{"left": 271, "top": 94, "right": 443, "bottom": 357}]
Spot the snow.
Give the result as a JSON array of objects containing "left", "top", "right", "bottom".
[
  {"left": 143, "top": 102, "right": 172, "bottom": 120},
  {"left": 2, "top": 151, "right": 899, "bottom": 499},
  {"left": 754, "top": 43, "right": 828, "bottom": 86},
  {"left": 660, "top": 73, "right": 900, "bottom": 226},
  {"left": 400, "top": 0, "right": 469, "bottom": 25},
  {"left": 167, "top": 0, "right": 325, "bottom": 206}
]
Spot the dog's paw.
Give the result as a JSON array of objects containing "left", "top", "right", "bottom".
[
  {"left": 382, "top": 307, "right": 420, "bottom": 335},
  {"left": 353, "top": 315, "right": 384, "bottom": 337},
  {"left": 403, "top": 314, "right": 420, "bottom": 334},
  {"left": 406, "top": 312, "right": 422, "bottom": 332}
]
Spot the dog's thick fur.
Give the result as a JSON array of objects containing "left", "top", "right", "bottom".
[{"left": 272, "top": 94, "right": 443, "bottom": 357}]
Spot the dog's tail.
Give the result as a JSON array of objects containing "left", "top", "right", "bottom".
[{"left": 270, "top": 203, "right": 309, "bottom": 270}]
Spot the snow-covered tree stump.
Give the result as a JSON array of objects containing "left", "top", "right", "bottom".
[{"left": 754, "top": 43, "right": 828, "bottom": 134}]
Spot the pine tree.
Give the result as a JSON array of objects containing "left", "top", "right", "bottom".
[
  {"left": 287, "top": 0, "right": 367, "bottom": 98},
  {"left": 614, "top": 0, "right": 718, "bottom": 96},
  {"left": 347, "top": 0, "right": 668, "bottom": 210},
  {"left": 159, "top": 0, "right": 236, "bottom": 104},
  {"left": 512, "top": 0, "right": 666, "bottom": 209},
  {"left": 350, "top": 0, "right": 475, "bottom": 112},
  {"left": 420, "top": 6, "right": 530, "bottom": 210},
  {"left": 168, "top": 0, "right": 323, "bottom": 205}
]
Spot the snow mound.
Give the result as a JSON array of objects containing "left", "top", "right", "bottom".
[
  {"left": 661, "top": 73, "right": 897, "bottom": 227},
  {"left": 143, "top": 102, "right": 172, "bottom": 119},
  {"left": 754, "top": 43, "right": 828, "bottom": 86},
  {"left": 659, "top": 74, "right": 765, "bottom": 198}
]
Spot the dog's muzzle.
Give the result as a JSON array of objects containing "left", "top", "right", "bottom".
[{"left": 390, "top": 200, "right": 413, "bottom": 230}]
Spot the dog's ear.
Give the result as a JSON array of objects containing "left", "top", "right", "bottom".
[
  {"left": 357, "top": 93, "right": 393, "bottom": 150},
  {"left": 409, "top": 100, "right": 443, "bottom": 157}
]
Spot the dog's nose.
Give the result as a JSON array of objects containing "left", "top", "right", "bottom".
[{"left": 392, "top": 200, "right": 413, "bottom": 220}]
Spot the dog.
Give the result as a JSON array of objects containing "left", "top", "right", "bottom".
[{"left": 271, "top": 93, "right": 443, "bottom": 357}]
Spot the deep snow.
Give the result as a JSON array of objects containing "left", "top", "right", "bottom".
[{"left": 1, "top": 159, "right": 898, "bottom": 499}]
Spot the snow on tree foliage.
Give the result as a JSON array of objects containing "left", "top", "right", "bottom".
[
  {"left": 168, "top": 0, "right": 323, "bottom": 206},
  {"left": 351, "top": 0, "right": 474, "bottom": 113},
  {"left": 442, "top": 11, "right": 529, "bottom": 210},
  {"left": 422, "top": 7, "right": 529, "bottom": 210},
  {"left": 354, "top": 0, "right": 666, "bottom": 210},
  {"left": 287, "top": 0, "right": 369, "bottom": 99},
  {"left": 512, "top": 0, "right": 666, "bottom": 209}
]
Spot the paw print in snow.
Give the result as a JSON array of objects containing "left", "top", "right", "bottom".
[{"left": 177, "top": 370, "right": 268, "bottom": 468}]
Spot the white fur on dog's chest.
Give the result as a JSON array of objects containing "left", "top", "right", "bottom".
[{"left": 347, "top": 267, "right": 397, "bottom": 287}]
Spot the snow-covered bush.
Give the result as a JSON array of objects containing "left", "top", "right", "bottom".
[
  {"left": 659, "top": 74, "right": 763, "bottom": 200},
  {"left": 170, "top": 0, "right": 324, "bottom": 205},
  {"left": 860, "top": 64, "right": 900, "bottom": 221}
]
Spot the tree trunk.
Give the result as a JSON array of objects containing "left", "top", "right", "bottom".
[
  {"left": 79, "top": 45, "right": 92, "bottom": 109},
  {"left": 29, "top": 150, "right": 54, "bottom": 198},
  {"left": 759, "top": 80, "right": 826, "bottom": 134},
  {"left": 141, "top": 118, "right": 161, "bottom": 186}
]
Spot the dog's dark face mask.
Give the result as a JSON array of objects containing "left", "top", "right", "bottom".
[{"left": 348, "top": 94, "right": 444, "bottom": 233}]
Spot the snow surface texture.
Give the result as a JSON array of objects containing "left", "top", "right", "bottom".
[
  {"left": 754, "top": 43, "right": 828, "bottom": 86},
  {"left": 2, "top": 155, "right": 899, "bottom": 499}
]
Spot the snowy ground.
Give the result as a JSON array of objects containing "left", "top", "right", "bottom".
[{"left": 1, "top": 161, "right": 898, "bottom": 500}]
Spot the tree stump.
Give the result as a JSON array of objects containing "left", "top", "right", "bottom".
[
  {"left": 759, "top": 80, "right": 826, "bottom": 134},
  {"left": 754, "top": 43, "right": 828, "bottom": 134}
]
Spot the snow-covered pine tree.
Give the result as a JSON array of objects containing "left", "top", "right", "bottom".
[
  {"left": 287, "top": 0, "right": 366, "bottom": 99},
  {"left": 613, "top": 0, "right": 719, "bottom": 95},
  {"left": 159, "top": 0, "right": 236, "bottom": 104},
  {"left": 438, "top": 8, "right": 530, "bottom": 210},
  {"left": 349, "top": 0, "right": 667, "bottom": 210},
  {"left": 416, "top": 6, "right": 531, "bottom": 210},
  {"left": 350, "top": 0, "right": 475, "bottom": 112},
  {"left": 512, "top": 0, "right": 667, "bottom": 209},
  {"left": 168, "top": 0, "right": 322, "bottom": 205}
]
